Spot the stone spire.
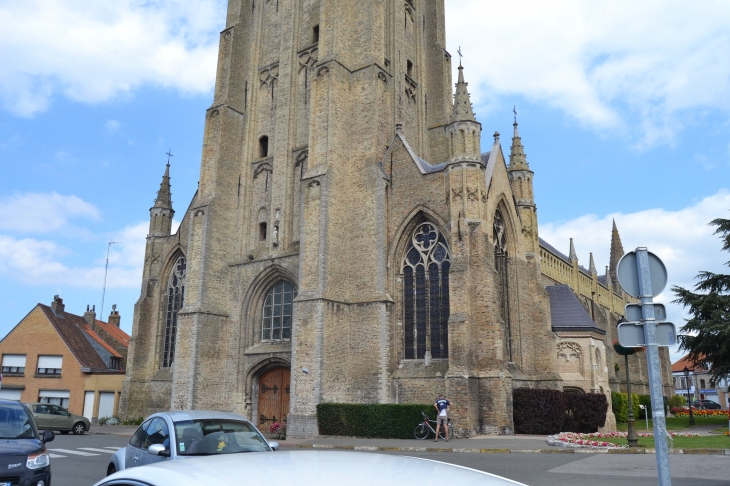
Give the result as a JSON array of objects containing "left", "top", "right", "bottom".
[
  {"left": 569, "top": 238, "right": 578, "bottom": 263},
  {"left": 508, "top": 118, "right": 529, "bottom": 171},
  {"left": 608, "top": 219, "right": 624, "bottom": 292},
  {"left": 154, "top": 162, "right": 173, "bottom": 210},
  {"left": 149, "top": 161, "right": 175, "bottom": 237},
  {"left": 451, "top": 65, "right": 477, "bottom": 123}
]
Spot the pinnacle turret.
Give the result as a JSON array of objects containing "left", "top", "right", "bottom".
[
  {"left": 154, "top": 162, "right": 173, "bottom": 210},
  {"left": 451, "top": 65, "right": 477, "bottom": 123},
  {"left": 569, "top": 238, "right": 578, "bottom": 262},
  {"left": 589, "top": 252, "right": 597, "bottom": 274},
  {"left": 508, "top": 118, "right": 530, "bottom": 171},
  {"left": 608, "top": 219, "right": 625, "bottom": 292}
]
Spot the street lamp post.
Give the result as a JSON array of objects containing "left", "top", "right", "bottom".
[
  {"left": 683, "top": 366, "right": 695, "bottom": 426},
  {"left": 625, "top": 354, "right": 639, "bottom": 447}
]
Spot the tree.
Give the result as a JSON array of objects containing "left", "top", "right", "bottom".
[{"left": 672, "top": 216, "right": 730, "bottom": 388}]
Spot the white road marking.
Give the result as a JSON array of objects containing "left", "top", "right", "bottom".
[
  {"left": 48, "top": 448, "right": 99, "bottom": 456},
  {"left": 79, "top": 448, "right": 117, "bottom": 453},
  {"left": 104, "top": 447, "right": 122, "bottom": 450},
  {"left": 48, "top": 453, "right": 67, "bottom": 458}
]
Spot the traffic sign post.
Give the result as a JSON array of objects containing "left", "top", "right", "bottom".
[
  {"left": 617, "top": 248, "right": 672, "bottom": 486},
  {"left": 617, "top": 321, "right": 676, "bottom": 347}
]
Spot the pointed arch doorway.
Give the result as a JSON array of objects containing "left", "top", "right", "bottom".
[{"left": 257, "top": 367, "right": 290, "bottom": 430}]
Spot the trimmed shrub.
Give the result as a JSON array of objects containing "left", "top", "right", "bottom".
[
  {"left": 668, "top": 395, "right": 686, "bottom": 410},
  {"left": 630, "top": 393, "right": 640, "bottom": 419},
  {"left": 513, "top": 388, "right": 566, "bottom": 435},
  {"left": 638, "top": 394, "right": 651, "bottom": 419},
  {"left": 316, "top": 403, "right": 434, "bottom": 439},
  {"left": 612, "top": 392, "right": 628, "bottom": 423},
  {"left": 563, "top": 393, "right": 609, "bottom": 433}
]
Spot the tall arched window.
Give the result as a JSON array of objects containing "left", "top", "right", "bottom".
[
  {"left": 162, "top": 256, "right": 186, "bottom": 368},
  {"left": 493, "top": 209, "right": 512, "bottom": 361},
  {"left": 402, "top": 222, "right": 450, "bottom": 360},
  {"left": 262, "top": 281, "right": 297, "bottom": 341}
]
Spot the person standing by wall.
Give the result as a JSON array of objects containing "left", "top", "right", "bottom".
[{"left": 434, "top": 394, "right": 452, "bottom": 442}]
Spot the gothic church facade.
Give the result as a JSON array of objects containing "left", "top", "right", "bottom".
[{"left": 121, "top": 0, "right": 672, "bottom": 437}]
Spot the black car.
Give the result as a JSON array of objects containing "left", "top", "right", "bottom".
[
  {"left": 692, "top": 400, "right": 722, "bottom": 410},
  {"left": 0, "top": 399, "right": 54, "bottom": 486}
]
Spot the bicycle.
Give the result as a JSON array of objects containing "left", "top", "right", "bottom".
[{"left": 413, "top": 411, "right": 454, "bottom": 440}]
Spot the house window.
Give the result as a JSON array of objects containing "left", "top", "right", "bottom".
[
  {"left": 700, "top": 379, "right": 706, "bottom": 389},
  {"left": 110, "top": 357, "right": 121, "bottom": 370},
  {"left": 402, "top": 222, "right": 450, "bottom": 360},
  {"left": 36, "top": 355, "right": 62, "bottom": 375},
  {"left": 1, "top": 354, "right": 26, "bottom": 374},
  {"left": 259, "top": 136, "right": 269, "bottom": 158},
  {"left": 262, "top": 281, "right": 297, "bottom": 341},
  {"left": 38, "top": 390, "right": 70, "bottom": 409},
  {"left": 313, "top": 25, "right": 319, "bottom": 43},
  {"left": 162, "top": 256, "right": 186, "bottom": 368}
]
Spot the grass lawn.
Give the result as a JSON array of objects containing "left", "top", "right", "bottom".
[
  {"left": 602, "top": 435, "right": 730, "bottom": 449},
  {"left": 710, "top": 427, "right": 729, "bottom": 435},
  {"left": 616, "top": 415, "right": 728, "bottom": 433}
]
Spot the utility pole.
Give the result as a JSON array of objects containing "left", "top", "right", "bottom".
[{"left": 101, "top": 241, "right": 122, "bottom": 320}]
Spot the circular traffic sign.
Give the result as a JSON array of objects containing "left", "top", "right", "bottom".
[{"left": 616, "top": 250, "right": 668, "bottom": 298}]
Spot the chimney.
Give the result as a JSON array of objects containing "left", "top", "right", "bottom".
[
  {"left": 51, "top": 295, "right": 65, "bottom": 317},
  {"left": 83, "top": 304, "right": 96, "bottom": 326},
  {"left": 108, "top": 304, "right": 121, "bottom": 328}
]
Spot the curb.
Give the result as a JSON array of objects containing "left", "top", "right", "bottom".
[{"left": 293, "top": 444, "right": 730, "bottom": 456}]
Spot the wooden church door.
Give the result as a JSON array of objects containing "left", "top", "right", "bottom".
[{"left": 258, "top": 367, "right": 290, "bottom": 429}]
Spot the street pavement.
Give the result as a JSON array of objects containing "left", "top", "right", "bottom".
[{"left": 49, "top": 427, "right": 729, "bottom": 485}]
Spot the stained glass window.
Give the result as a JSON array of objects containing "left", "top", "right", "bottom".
[
  {"left": 402, "top": 222, "right": 450, "bottom": 359},
  {"left": 162, "top": 256, "right": 186, "bottom": 368},
  {"left": 493, "top": 209, "right": 512, "bottom": 361},
  {"left": 262, "top": 281, "right": 297, "bottom": 341}
]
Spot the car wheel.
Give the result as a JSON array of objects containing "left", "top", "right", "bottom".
[
  {"left": 107, "top": 464, "right": 117, "bottom": 476},
  {"left": 72, "top": 422, "right": 86, "bottom": 435}
]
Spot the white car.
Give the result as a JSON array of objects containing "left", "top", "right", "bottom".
[
  {"left": 107, "top": 410, "right": 278, "bottom": 476},
  {"left": 97, "top": 450, "right": 527, "bottom": 486}
]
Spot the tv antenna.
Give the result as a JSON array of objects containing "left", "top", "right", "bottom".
[{"left": 101, "top": 241, "right": 122, "bottom": 321}]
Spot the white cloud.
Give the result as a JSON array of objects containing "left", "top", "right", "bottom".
[
  {"left": 0, "top": 192, "right": 101, "bottom": 233},
  {"left": 104, "top": 119, "right": 121, "bottom": 133},
  {"left": 540, "top": 189, "right": 730, "bottom": 362},
  {"left": 445, "top": 0, "right": 730, "bottom": 147},
  {"left": 0, "top": 0, "right": 225, "bottom": 116}
]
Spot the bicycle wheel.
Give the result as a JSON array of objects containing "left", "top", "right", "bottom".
[
  {"left": 414, "top": 423, "right": 430, "bottom": 440},
  {"left": 438, "top": 424, "right": 454, "bottom": 440}
]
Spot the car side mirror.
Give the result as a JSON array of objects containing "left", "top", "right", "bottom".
[
  {"left": 42, "top": 430, "right": 55, "bottom": 443},
  {"left": 148, "top": 444, "right": 171, "bottom": 457},
  {"left": 268, "top": 441, "right": 279, "bottom": 451}
]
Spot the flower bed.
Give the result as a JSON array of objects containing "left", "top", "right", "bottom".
[
  {"left": 670, "top": 408, "right": 729, "bottom": 417},
  {"left": 547, "top": 431, "right": 702, "bottom": 449}
]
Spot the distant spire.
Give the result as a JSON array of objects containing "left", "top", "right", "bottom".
[
  {"left": 154, "top": 160, "right": 173, "bottom": 210},
  {"left": 508, "top": 109, "right": 529, "bottom": 171},
  {"left": 569, "top": 238, "right": 578, "bottom": 262},
  {"left": 589, "top": 252, "right": 597, "bottom": 274},
  {"left": 451, "top": 65, "right": 477, "bottom": 122},
  {"left": 609, "top": 219, "right": 625, "bottom": 290}
]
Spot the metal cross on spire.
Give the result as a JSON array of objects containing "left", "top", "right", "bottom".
[
  {"left": 166, "top": 149, "right": 173, "bottom": 166},
  {"left": 513, "top": 105, "right": 517, "bottom": 124},
  {"left": 457, "top": 46, "right": 463, "bottom": 67}
]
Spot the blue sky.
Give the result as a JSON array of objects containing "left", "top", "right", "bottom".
[{"left": 1, "top": 0, "right": 729, "bottom": 364}]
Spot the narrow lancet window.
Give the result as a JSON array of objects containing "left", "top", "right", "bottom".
[
  {"left": 162, "top": 256, "right": 186, "bottom": 368},
  {"left": 262, "top": 281, "right": 297, "bottom": 341}
]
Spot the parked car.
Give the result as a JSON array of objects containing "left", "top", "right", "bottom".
[
  {"left": 692, "top": 400, "right": 722, "bottom": 410},
  {"left": 96, "top": 450, "right": 527, "bottom": 486},
  {"left": 0, "top": 399, "right": 54, "bottom": 486},
  {"left": 107, "top": 410, "right": 278, "bottom": 476},
  {"left": 26, "top": 402, "right": 90, "bottom": 435}
]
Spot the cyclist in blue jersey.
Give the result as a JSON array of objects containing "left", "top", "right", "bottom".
[{"left": 433, "top": 394, "right": 452, "bottom": 442}]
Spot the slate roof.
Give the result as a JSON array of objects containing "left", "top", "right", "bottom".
[
  {"left": 546, "top": 284, "right": 605, "bottom": 334},
  {"left": 38, "top": 304, "right": 124, "bottom": 372}
]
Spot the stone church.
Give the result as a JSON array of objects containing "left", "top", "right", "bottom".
[{"left": 120, "top": 0, "right": 673, "bottom": 437}]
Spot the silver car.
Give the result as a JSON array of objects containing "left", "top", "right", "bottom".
[
  {"left": 107, "top": 410, "right": 278, "bottom": 476},
  {"left": 97, "top": 450, "right": 527, "bottom": 486}
]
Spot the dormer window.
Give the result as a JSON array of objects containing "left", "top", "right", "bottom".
[
  {"left": 259, "top": 136, "right": 269, "bottom": 158},
  {"left": 110, "top": 357, "right": 121, "bottom": 370}
]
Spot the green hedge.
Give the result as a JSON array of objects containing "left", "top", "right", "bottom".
[
  {"left": 611, "top": 392, "right": 628, "bottom": 423},
  {"left": 316, "top": 403, "right": 435, "bottom": 438}
]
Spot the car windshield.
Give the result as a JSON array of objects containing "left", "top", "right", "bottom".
[
  {"left": 174, "top": 419, "right": 270, "bottom": 456},
  {"left": 0, "top": 402, "right": 37, "bottom": 439}
]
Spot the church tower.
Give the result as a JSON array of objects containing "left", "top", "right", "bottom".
[{"left": 507, "top": 117, "right": 538, "bottom": 256}]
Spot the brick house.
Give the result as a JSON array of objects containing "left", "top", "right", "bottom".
[{"left": 0, "top": 296, "right": 129, "bottom": 422}]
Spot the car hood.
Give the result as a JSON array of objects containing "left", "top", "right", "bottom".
[
  {"left": 0, "top": 439, "right": 43, "bottom": 456},
  {"left": 98, "top": 450, "right": 527, "bottom": 486}
]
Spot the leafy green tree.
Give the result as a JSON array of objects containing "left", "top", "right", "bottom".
[{"left": 672, "top": 216, "right": 730, "bottom": 388}]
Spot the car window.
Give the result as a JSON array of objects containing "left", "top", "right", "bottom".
[
  {"left": 142, "top": 418, "right": 170, "bottom": 450},
  {"left": 51, "top": 406, "right": 69, "bottom": 416},
  {"left": 0, "top": 402, "right": 37, "bottom": 439},
  {"left": 129, "top": 419, "right": 153, "bottom": 449},
  {"left": 174, "top": 419, "right": 270, "bottom": 456},
  {"left": 33, "top": 405, "right": 50, "bottom": 414}
]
